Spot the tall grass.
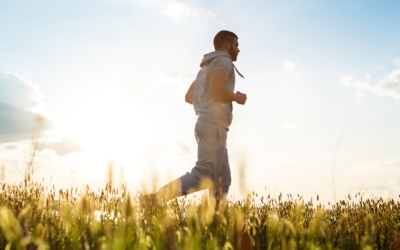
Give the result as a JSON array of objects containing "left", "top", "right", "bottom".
[{"left": 1, "top": 176, "right": 400, "bottom": 250}]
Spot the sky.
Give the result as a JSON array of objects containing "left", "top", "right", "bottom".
[{"left": 1, "top": 0, "right": 400, "bottom": 204}]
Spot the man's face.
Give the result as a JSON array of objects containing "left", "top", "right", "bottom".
[{"left": 228, "top": 38, "right": 240, "bottom": 61}]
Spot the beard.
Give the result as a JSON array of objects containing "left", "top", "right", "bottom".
[{"left": 228, "top": 47, "right": 238, "bottom": 61}]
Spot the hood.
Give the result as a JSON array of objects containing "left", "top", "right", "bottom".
[{"left": 200, "top": 51, "right": 232, "bottom": 68}]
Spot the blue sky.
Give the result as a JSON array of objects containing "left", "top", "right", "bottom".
[{"left": 1, "top": 0, "right": 400, "bottom": 202}]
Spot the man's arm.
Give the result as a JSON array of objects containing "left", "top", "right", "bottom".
[
  {"left": 210, "top": 70, "right": 247, "bottom": 104},
  {"left": 185, "top": 81, "right": 195, "bottom": 104}
]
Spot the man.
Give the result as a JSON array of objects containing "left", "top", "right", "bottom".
[{"left": 157, "top": 30, "right": 247, "bottom": 201}]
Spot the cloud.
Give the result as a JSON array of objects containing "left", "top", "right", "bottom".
[
  {"left": 0, "top": 104, "right": 53, "bottom": 143},
  {"left": 341, "top": 66, "right": 400, "bottom": 101},
  {"left": 161, "top": 1, "right": 203, "bottom": 21},
  {"left": 341, "top": 75, "right": 373, "bottom": 92},
  {"left": 111, "top": 0, "right": 159, "bottom": 5},
  {"left": 157, "top": 71, "right": 195, "bottom": 94},
  {"left": 341, "top": 75, "right": 373, "bottom": 104},
  {"left": 2, "top": 142, "right": 19, "bottom": 150},
  {"left": 0, "top": 73, "right": 55, "bottom": 144},
  {"left": 376, "top": 68, "right": 400, "bottom": 99},
  {"left": 138, "top": 0, "right": 158, "bottom": 4},
  {"left": 174, "top": 142, "right": 191, "bottom": 157},
  {"left": 282, "top": 122, "right": 296, "bottom": 130},
  {"left": 283, "top": 60, "right": 295, "bottom": 70},
  {"left": 49, "top": 138, "right": 83, "bottom": 156},
  {"left": 0, "top": 73, "right": 44, "bottom": 110}
]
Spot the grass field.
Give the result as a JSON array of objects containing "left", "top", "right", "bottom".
[{"left": 1, "top": 176, "right": 399, "bottom": 250}]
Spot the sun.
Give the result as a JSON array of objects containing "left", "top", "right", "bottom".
[{"left": 67, "top": 88, "right": 147, "bottom": 163}]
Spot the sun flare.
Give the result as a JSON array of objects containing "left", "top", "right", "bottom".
[{"left": 68, "top": 89, "right": 146, "bottom": 162}]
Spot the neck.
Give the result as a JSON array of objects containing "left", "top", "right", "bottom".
[{"left": 215, "top": 49, "right": 229, "bottom": 54}]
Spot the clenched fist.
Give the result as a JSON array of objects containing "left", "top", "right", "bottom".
[{"left": 234, "top": 91, "right": 247, "bottom": 105}]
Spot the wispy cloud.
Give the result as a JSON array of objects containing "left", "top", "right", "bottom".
[
  {"left": 282, "top": 122, "right": 296, "bottom": 130},
  {"left": 112, "top": 0, "right": 159, "bottom": 5},
  {"left": 376, "top": 68, "right": 400, "bottom": 99},
  {"left": 139, "top": 0, "right": 159, "bottom": 4},
  {"left": 49, "top": 138, "right": 83, "bottom": 156},
  {"left": 283, "top": 60, "right": 295, "bottom": 70},
  {"left": 161, "top": 1, "right": 213, "bottom": 21},
  {"left": 341, "top": 64, "right": 400, "bottom": 102},
  {"left": 121, "top": 0, "right": 214, "bottom": 21},
  {"left": 174, "top": 142, "right": 191, "bottom": 157},
  {"left": 157, "top": 71, "right": 195, "bottom": 94},
  {"left": 162, "top": 1, "right": 196, "bottom": 20}
]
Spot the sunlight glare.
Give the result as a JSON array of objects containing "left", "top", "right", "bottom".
[{"left": 69, "top": 89, "right": 146, "bottom": 163}]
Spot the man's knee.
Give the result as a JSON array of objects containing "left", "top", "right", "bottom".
[{"left": 191, "top": 162, "right": 214, "bottom": 180}]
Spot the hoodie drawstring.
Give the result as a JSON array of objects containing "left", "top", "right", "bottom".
[{"left": 233, "top": 64, "right": 245, "bottom": 79}]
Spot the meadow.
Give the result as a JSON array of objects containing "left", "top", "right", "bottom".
[{"left": 1, "top": 173, "right": 400, "bottom": 250}]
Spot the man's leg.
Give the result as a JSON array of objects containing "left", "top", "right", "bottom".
[
  {"left": 214, "top": 148, "right": 231, "bottom": 198},
  {"left": 158, "top": 120, "right": 227, "bottom": 200}
]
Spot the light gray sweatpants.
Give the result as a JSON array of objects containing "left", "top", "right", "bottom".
[{"left": 158, "top": 119, "right": 231, "bottom": 200}]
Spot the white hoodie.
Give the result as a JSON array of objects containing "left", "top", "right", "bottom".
[{"left": 193, "top": 51, "right": 235, "bottom": 130}]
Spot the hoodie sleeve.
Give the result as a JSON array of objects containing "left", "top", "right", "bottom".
[{"left": 212, "top": 57, "right": 233, "bottom": 76}]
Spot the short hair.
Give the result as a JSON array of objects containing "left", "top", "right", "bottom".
[{"left": 213, "top": 30, "right": 238, "bottom": 50}]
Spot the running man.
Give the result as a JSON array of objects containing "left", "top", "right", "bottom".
[{"left": 158, "top": 30, "right": 247, "bottom": 201}]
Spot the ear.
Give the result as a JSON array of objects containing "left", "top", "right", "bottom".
[{"left": 224, "top": 41, "right": 231, "bottom": 50}]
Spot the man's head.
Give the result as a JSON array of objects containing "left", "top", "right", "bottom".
[{"left": 213, "top": 30, "right": 240, "bottom": 61}]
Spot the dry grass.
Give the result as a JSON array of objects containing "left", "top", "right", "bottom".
[{"left": 0, "top": 176, "right": 400, "bottom": 250}]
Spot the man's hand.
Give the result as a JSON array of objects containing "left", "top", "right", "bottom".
[{"left": 234, "top": 91, "right": 247, "bottom": 105}]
